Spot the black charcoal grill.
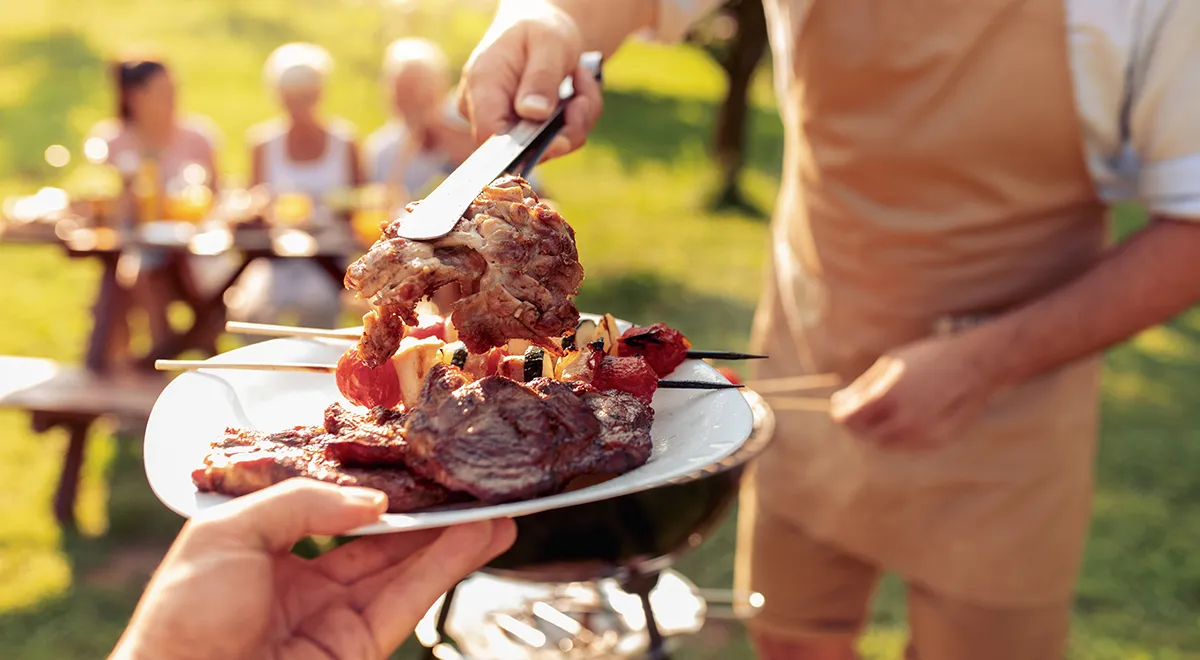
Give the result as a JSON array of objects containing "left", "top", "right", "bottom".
[{"left": 418, "top": 390, "right": 775, "bottom": 659}]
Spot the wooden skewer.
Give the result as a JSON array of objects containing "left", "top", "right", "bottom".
[
  {"left": 225, "top": 321, "right": 359, "bottom": 340},
  {"left": 156, "top": 360, "right": 335, "bottom": 373},
  {"left": 744, "top": 373, "right": 842, "bottom": 393}
]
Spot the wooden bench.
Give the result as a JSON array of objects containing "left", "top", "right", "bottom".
[{"left": 0, "top": 357, "right": 166, "bottom": 527}]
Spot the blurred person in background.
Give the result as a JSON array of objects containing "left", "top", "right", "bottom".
[
  {"left": 364, "top": 38, "right": 477, "bottom": 202},
  {"left": 226, "top": 42, "right": 364, "bottom": 330},
  {"left": 456, "top": 1, "right": 1200, "bottom": 659},
  {"left": 90, "top": 54, "right": 223, "bottom": 357}
]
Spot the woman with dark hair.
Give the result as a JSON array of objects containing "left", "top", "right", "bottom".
[{"left": 89, "top": 54, "right": 223, "bottom": 356}]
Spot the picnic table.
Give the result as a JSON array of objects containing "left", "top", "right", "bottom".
[
  {"left": 56, "top": 221, "right": 360, "bottom": 370},
  {"left": 0, "top": 212, "right": 363, "bottom": 526}
]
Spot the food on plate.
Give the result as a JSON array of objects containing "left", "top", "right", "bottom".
[
  {"left": 189, "top": 163, "right": 744, "bottom": 514},
  {"left": 403, "top": 364, "right": 652, "bottom": 502},
  {"left": 344, "top": 175, "right": 584, "bottom": 367},
  {"left": 617, "top": 322, "right": 693, "bottom": 377},
  {"left": 333, "top": 316, "right": 707, "bottom": 409},
  {"left": 192, "top": 365, "right": 654, "bottom": 511},
  {"left": 336, "top": 348, "right": 401, "bottom": 409},
  {"left": 190, "top": 406, "right": 458, "bottom": 513}
]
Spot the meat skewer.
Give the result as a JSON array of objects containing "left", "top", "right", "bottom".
[
  {"left": 154, "top": 359, "right": 743, "bottom": 390},
  {"left": 223, "top": 321, "right": 768, "bottom": 362}
]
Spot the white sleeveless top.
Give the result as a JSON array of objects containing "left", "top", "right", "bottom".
[{"left": 259, "top": 118, "right": 355, "bottom": 204}]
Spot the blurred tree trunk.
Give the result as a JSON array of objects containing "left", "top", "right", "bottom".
[
  {"left": 712, "top": 0, "right": 768, "bottom": 211},
  {"left": 687, "top": 0, "right": 770, "bottom": 213}
]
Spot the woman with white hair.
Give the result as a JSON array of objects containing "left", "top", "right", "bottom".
[
  {"left": 227, "top": 42, "right": 364, "bottom": 330},
  {"left": 363, "top": 38, "right": 481, "bottom": 200}
]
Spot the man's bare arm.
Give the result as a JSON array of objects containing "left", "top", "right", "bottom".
[
  {"left": 967, "top": 218, "right": 1200, "bottom": 387},
  {"left": 521, "top": 0, "right": 658, "bottom": 57}
]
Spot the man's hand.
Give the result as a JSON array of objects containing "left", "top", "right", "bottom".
[
  {"left": 457, "top": 1, "right": 611, "bottom": 160},
  {"left": 830, "top": 334, "right": 999, "bottom": 450},
  {"left": 111, "top": 478, "right": 515, "bottom": 660}
]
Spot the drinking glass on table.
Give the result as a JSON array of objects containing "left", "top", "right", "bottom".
[
  {"left": 271, "top": 190, "right": 313, "bottom": 226},
  {"left": 162, "top": 162, "right": 214, "bottom": 223},
  {"left": 350, "top": 183, "right": 391, "bottom": 247},
  {"left": 131, "top": 157, "right": 160, "bottom": 224}
]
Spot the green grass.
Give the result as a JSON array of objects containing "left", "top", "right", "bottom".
[{"left": 1, "top": 1, "right": 1199, "bottom": 658}]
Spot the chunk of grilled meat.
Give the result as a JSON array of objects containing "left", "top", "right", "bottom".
[
  {"left": 402, "top": 364, "right": 653, "bottom": 503},
  {"left": 345, "top": 175, "right": 583, "bottom": 367},
  {"left": 192, "top": 405, "right": 455, "bottom": 513},
  {"left": 573, "top": 388, "right": 656, "bottom": 470},
  {"left": 322, "top": 402, "right": 410, "bottom": 466}
]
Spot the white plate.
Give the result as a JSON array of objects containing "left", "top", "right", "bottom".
[{"left": 143, "top": 315, "right": 754, "bottom": 533}]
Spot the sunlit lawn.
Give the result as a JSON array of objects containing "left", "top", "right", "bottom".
[{"left": 1, "top": 1, "right": 1199, "bottom": 658}]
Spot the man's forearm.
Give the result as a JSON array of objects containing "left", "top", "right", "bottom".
[
  {"left": 967, "top": 218, "right": 1200, "bottom": 387},
  {"left": 502, "top": 0, "right": 657, "bottom": 56}
]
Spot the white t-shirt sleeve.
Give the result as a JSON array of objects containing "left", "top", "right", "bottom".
[
  {"left": 647, "top": 0, "right": 726, "bottom": 43},
  {"left": 1127, "top": 0, "right": 1200, "bottom": 219}
]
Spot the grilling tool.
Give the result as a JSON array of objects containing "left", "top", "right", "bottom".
[{"left": 391, "top": 51, "right": 604, "bottom": 241}]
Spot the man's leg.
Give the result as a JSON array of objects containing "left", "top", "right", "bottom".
[
  {"left": 735, "top": 480, "right": 880, "bottom": 660},
  {"left": 905, "top": 580, "right": 1072, "bottom": 660}
]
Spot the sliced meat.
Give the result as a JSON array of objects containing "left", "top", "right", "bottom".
[
  {"left": 576, "top": 389, "right": 655, "bottom": 473},
  {"left": 322, "top": 402, "right": 410, "bottom": 466},
  {"left": 192, "top": 421, "right": 455, "bottom": 513},
  {"left": 401, "top": 364, "right": 652, "bottom": 503}
]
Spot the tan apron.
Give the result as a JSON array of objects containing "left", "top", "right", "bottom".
[{"left": 748, "top": 0, "right": 1107, "bottom": 606}]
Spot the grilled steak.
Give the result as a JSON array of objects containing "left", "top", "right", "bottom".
[
  {"left": 192, "top": 405, "right": 455, "bottom": 513},
  {"left": 345, "top": 175, "right": 584, "bottom": 367},
  {"left": 322, "top": 402, "right": 410, "bottom": 466},
  {"left": 575, "top": 388, "right": 655, "bottom": 470},
  {"left": 401, "top": 364, "right": 653, "bottom": 503}
]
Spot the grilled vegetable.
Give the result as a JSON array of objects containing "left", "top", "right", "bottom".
[
  {"left": 336, "top": 347, "right": 401, "bottom": 409},
  {"left": 555, "top": 343, "right": 603, "bottom": 383},
  {"left": 436, "top": 341, "right": 470, "bottom": 369},
  {"left": 573, "top": 319, "right": 598, "bottom": 352},
  {"left": 499, "top": 355, "right": 526, "bottom": 381},
  {"left": 523, "top": 346, "right": 553, "bottom": 381},
  {"left": 442, "top": 318, "right": 459, "bottom": 343},
  {"left": 507, "top": 338, "right": 532, "bottom": 356},
  {"left": 619, "top": 323, "right": 692, "bottom": 377},
  {"left": 593, "top": 355, "right": 659, "bottom": 403},
  {"left": 596, "top": 313, "right": 620, "bottom": 356},
  {"left": 464, "top": 347, "right": 508, "bottom": 379},
  {"left": 392, "top": 336, "right": 444, "bottom": 409}
]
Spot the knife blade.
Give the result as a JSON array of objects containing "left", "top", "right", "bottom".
[{"left": 391, "top": 52, "right": 603, "bottom": 241}]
